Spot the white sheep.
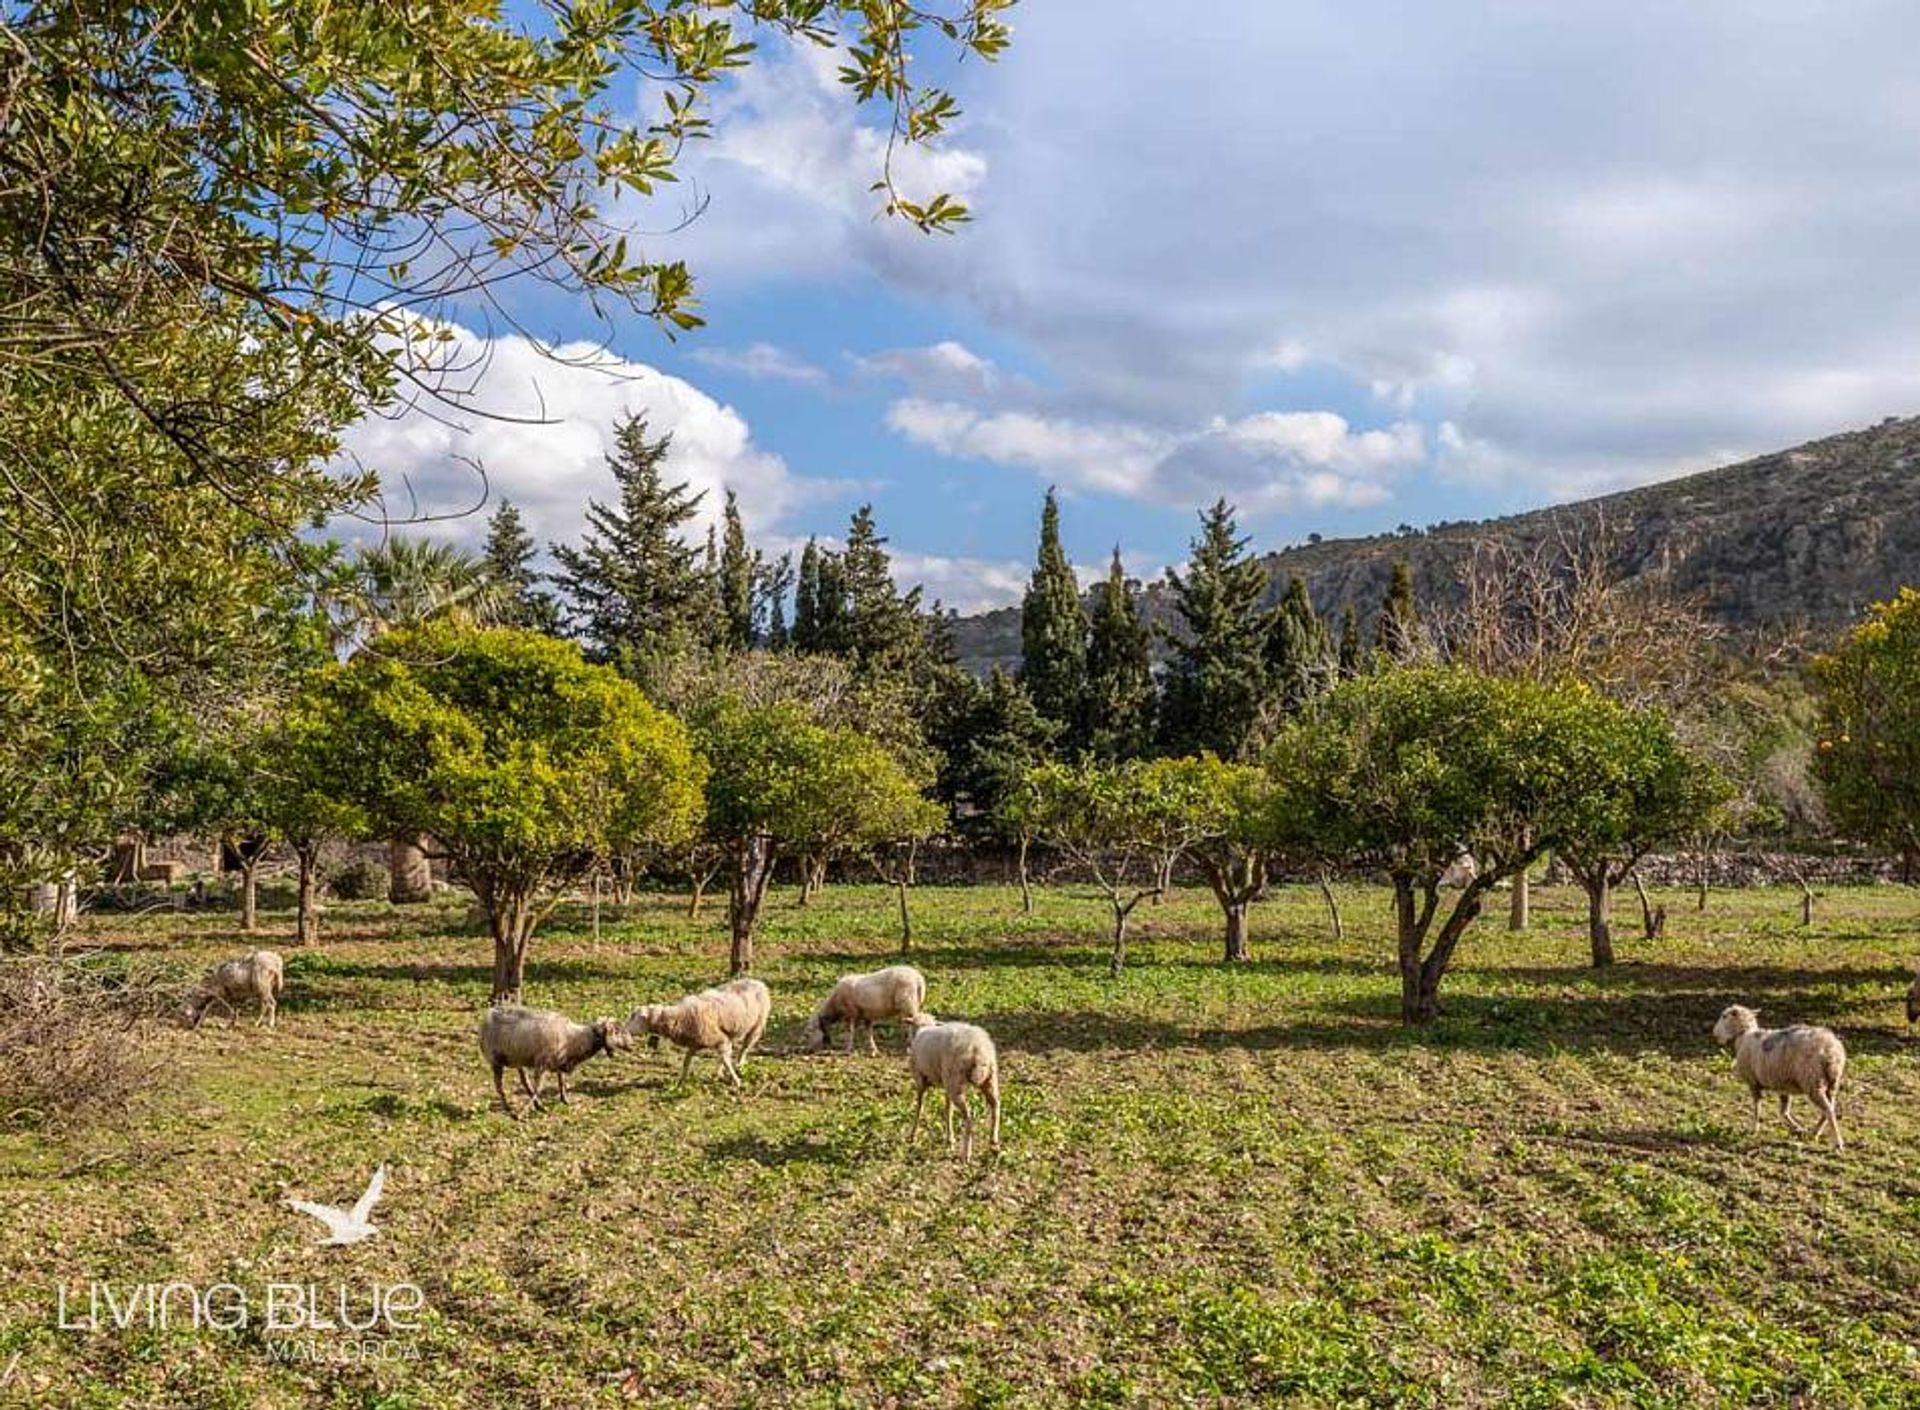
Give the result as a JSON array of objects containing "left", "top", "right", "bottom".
[
  {"left": 477, "top": 1005, "right": 631, "bottom": 1118},
  {"left": 627, "top": 977, "right": 770, "bottom": 1088},
  {"left": 182, "top": 950, "right": 284, "bottom": 1030},
  {"left": 805, "top": 965, "right": 927, "bottom": 1056},
  {"left": 1712, "top": 1003, "right": 1848, "bottom": 1148},
  {"left": 906, "top": 1015, "right": 1001, "bottom": 1160}
]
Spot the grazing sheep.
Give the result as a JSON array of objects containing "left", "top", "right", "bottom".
[
  {"left": 182, "top": 950, "right": 284, "bottom": 1030},
  {"left": 627, "top": 978, "right": 770, "bottom": 1088},
  {"left": 1712, "top": 1004, "right": 1848, "bottom": 1148},
  {"left": 906, "top": 1015, "right": 1001, "bottom": 1159},
  {"left": 805, "top": 965, "right": 927, "bottom": 1056},
  {"left": 477, "top": 1005, "right": 631, "bottom": 1118}
]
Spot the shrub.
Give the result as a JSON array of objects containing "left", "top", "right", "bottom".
[
  {"left": 327, "top": 858, "right": 388, "bottom": 901},
  {"left": 0, "top": 956, "right": 170, "bottom": 1129}
]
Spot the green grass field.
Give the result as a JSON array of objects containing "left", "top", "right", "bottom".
[{"left": 3, "top": 881, "right": 1920, "bottom": 1408}]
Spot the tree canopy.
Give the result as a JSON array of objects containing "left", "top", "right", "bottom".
[{"left": 1812, "top": 587, "right": 1920, "bottom": 865}]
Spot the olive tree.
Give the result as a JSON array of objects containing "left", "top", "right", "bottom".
[
  {"left": 292, "top": 625, "right": 704, "bottom": 1001},
  {"left": 1268, "top": 667, "right": 1637, "bottom": 1024},
  {"left": 1554, "top": 711, "right": 1725, "bottom": 966},
  {"left": 1812, "top": 588, "right": 1920, "bottom": 874},
  {"left": 1150, "top": 756, "right": 1279, "bottom": 964},
  {"left": 693, "top": 697, "right": 935, "bottom": 975}
]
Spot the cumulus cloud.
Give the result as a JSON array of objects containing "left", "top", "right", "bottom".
[
  {"left": 337, "top": 319, "right": 803, "bottom": 553},
  {"left": 886, "top": 398, "right": 1423, "bottom": 514}
]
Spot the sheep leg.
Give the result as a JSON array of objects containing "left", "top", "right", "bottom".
[
  {"left": 1813, "top": 1089, "right": 1843, "bottom": 1148},
  {"left": 555, "top": 1070, "right": 571, "bottom": 1105},
  {"left": 1777, "top": 1094, "right": 1805, "bottom": 1135},
  {"left": 943, "top": 1094, "right": 956, "bottom": 1149},
  {"left": 845, "top": 1021, "right": 858, "bottom": 1057},
  {"left": 492, "top": 1063, "right": 521, "bottom": 1120},
  {"left": 866, "top": 1025, "right": 880, "bottom": 1058},
  {"left": 955, "top": 1089, "right": 974, "bottom": 1160},
  {"left": 908, "top": 1082, "right": 929, "bottom": 1145},
  {"left": 717, "top": 1040, "right": 741, "bottom": 1089},
  {"left": 1748, "top": 1089, "right": 1764, "bottom": 1130},
  {"left": 984, "top": 1073, "right": 1002, "bottom": 1152},
  {"left": 524, "top": 1070, "right": 547, "bottom": 1109},
  {"left": 678, "top": 1048, "right": 695, "bottom": 1086}
]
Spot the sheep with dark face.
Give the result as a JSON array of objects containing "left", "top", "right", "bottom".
[
  {"left": 182, "top": 951, "right": 284, "bottom": 1030},
  {"left": 1712, "top": 1004, "right": 1847, "bottom": 1148},
  {"left": 477, "top": 1005, "right": 631, "bottom": 1118},
  {"left": 805, "top": 965, "right": 926, "bottom": 1056}
]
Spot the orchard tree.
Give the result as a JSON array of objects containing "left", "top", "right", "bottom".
[
  {"left": 693, "top": 697, "right": 934, "bottom": 974},
  {"left": 1152, "top": 757, "right": 1279, "bottom": 963},
  {"left": 293, "top": 625, "right": 705, "bottom": 1001},
  {"left": 1555, "top": 710, "right": 1725, "bottom": 966},
  {"left": 1012, "top": 759, "right": 1212, "bottom": 976},
  {"left": 1812, "top": 589, "right": 1920, "bottom": 873},
  {"left": 1269, "top": 667, "right": 1631, "bottom": 1024}
]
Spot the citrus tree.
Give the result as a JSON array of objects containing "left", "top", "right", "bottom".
[
  {"left": 291, "top": 625, "right": 704, "bottom": 1000},
  {"left": 1812, "top": 588, "right": 1920, "bottom": 874},
  {"left": 1268, "top": 667, "right": 1641, "bottom": 1024},
  {"left": 1149, "top": 756, "right": 1280, "bottom": 963}
]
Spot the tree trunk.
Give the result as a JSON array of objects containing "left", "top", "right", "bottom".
[
  {"left": 295, "top": 845, "right": 320, "bottom": 946},
  {"left": 1396, "top": 874, "right": 1481, "bottom": 1024},
  {"left": 1318, "top": 872, "right": 1343, "bottom": 940},
  {"left": 688, "top": 869, "right": 712, "bottom": 919},
  {"left": 1799, "top": 879, "right": 1815, "bottom": 927},
  {"left": 1109, "top": 903, "right": 1130, "bottom": 978},
  {"left": 484, "top": 884, "right": 535, "bottom": 1003},
  {"left": 1017, "top": 834, "right": 1034, "bottom": 915},
  {"left": 109, "top": 838, "right": 145, "bottom": 886},
  {"left": 1508, "top": 866, "right": 1530, "bottom": 931},
  {"left": 1695, "top": 845, "right": 1711, "bottom": 911},
  {"left": 389, "top": 836, "right": 433, "bottom": 904},
  {"left": 1587, "top": 874, "right": 1615, "bottom": 967},
  {"left": 729, "top": 835, "right": 775, "bottom": 975},
  {"left": 240, "top": 861, "right": 260, "bottom": 933},
  {"left": 897, "top": 879, "right": 913, "bottom": 953},
  {"left": 1223, "top": 902, "right": 1250, "bottom": 963}
]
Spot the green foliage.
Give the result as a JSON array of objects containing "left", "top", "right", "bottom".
[
  {"left": 1084, "top": 549, "right": 1156, "bottom": 761},
  {"left": 1159, "top": 499, "right": 1271, "bottom": 759},
  {"left": 1375, "top": 560, "right": 1422, "bottom": 662},
  {"left": 1019, "top": 489, "right": 1089, "bottom": 744},
  {"left": 1265, "top": 574, "right": 1335, "bottom": 717},
  {"left": 931, "top": 668, "right": 1061, "bottom": 836},
  {"left": 1555, "top": 710, "right": 1728, "bottom": 886},
  {"left": 482, "top": 500, "right": 565, "bottom": 636},
  {"left": 551, "top": 414, "right": 712, "bottom": 661},
  {"left": 1812, "top": 587, "right": 1920, "bottom": 858},
  {"left": 717, "top": 490, "right": 759, "bottom": 651}
]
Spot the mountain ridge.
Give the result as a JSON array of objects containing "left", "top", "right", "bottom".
[{"left": 944, "top": 415, "right": 1920, "bottom": 675}]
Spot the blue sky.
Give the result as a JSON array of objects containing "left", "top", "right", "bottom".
[{"left": 344, "top": 1, "right": 1920, "bottom": 611}]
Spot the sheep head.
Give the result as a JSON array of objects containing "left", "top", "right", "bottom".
[
  {"left": 802, "top": 1014, "right": 829, "bottom": 1051},
  {"left": 594, "top": 1018, "right": 634, "bottom": 1054},
  {"left": 1712, "top": 1004, "right": 1759, "bottom": 1045}
]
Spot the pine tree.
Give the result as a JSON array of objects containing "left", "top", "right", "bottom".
[
  {"left": 480, "top": 499, "right": 563, "bottom": 634},
  {"left": 1158, "top": 499, "right": 1271, "bottom": 759},
  {"left": 1084, "top": 548, "right": 1155, "bottom": 760},
  {"left": 759, "top": 551, "right": 794, "bottom": 649},
  {"left": 1337, "top": 603, "right": 1362, "bottom": 677},
  {"left": 1018, "top": 488, "right": 1089, "bottom": 747},
  {"left": 1265, "top": 574, "right": 1334, "bottom": 714},
  {"left": 1375, "top": 560, "right": 1421, "bottom": 662},
  {"left": 717, "top": 490, "right": 758, "bottom": 650},
  {"left": 549, "top": 415, "right": 707, "bottom": 659},
  {"left": 839, "top": 504, "right": 924, "bottom": 675},
  {"left": 930, "top": 667, "right": 1060, "bottom": 832}
]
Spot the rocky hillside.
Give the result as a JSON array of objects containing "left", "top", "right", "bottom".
[{"left": 946, "top": 415, "right": 1920, "bottom": 675}]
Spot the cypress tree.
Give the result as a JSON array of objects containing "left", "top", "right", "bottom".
[
  {"left": 759, "top": 551, "right": 794, "bottom": 649},
  {"left": 1337, "top": 603, "right": 1362, "bottom": 677},
  {"left": 839, "top": 504, "right": 923, "bottom": 676},
  {"left": 1265, "top": 574, "right": 1334, "bottom": 714},
  {"left": 1375, "top": 560, "right": 1421, "bottom": 662},
  {"left": 717, "top": 489, "right": 758, "bottom": 649},
  {"left": 550, "top": 414, "right": 707, "bottom": 659},
  {"left": 793, "top": 538, "right": 823, "bottom": 651},
  {"left": 480, "top": 498, "right": 563, "bottom": 634},
  {"left": 1159, "top": 499, "right": 1271, "bottom": 759},
  {"left": 1019, "top": 488, "right": 1089, "bottom": 745},
  {"left": 1084, "top": 547, "right": 1154, "bottom": 760}
]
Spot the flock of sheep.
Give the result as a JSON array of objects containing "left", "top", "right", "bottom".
[{"left": 181, "top": 947, "right": 1920, "bottom": 1157}]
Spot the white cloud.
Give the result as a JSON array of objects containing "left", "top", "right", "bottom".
[
  {"left": 853, "top": 340, "right": 1008, "bottom": 400},
  {"left": 886, "top": 399, "right": 1424, "bottom": 514},
  {"left": 336, "top": 319, "right": 801, "bottom": 553},
  {"left": 688, "top": 342, "right": 828, "bottom": 387}
]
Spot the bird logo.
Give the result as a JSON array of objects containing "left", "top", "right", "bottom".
[{"left": 286, "top": 1164, "right": 387, "bottom": 1246}]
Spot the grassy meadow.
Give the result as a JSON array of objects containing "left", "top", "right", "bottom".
[{"left": 2, "top": 880, "right": 1919, "bottom": 1407}]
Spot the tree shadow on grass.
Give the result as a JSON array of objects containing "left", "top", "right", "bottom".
[
  {"left": 702, "top": 1130, "right": 852, "bottom": 1168},
  {"left": 963, "top": 983, "right": 1918, "bottom": 1061}
]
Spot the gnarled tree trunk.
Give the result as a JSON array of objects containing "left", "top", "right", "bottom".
[
  {"left": 729, "top": 834, "right": 776, "bottom": 975},
  {"left": 388, "top": 835, "right": 434, "bottom": 904},
  {"left": 1586, "top": 874, "right": 1615, "bottom": 967},
  {"left": 294, "top": 843, "right": 321, "bottom": 946}
]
